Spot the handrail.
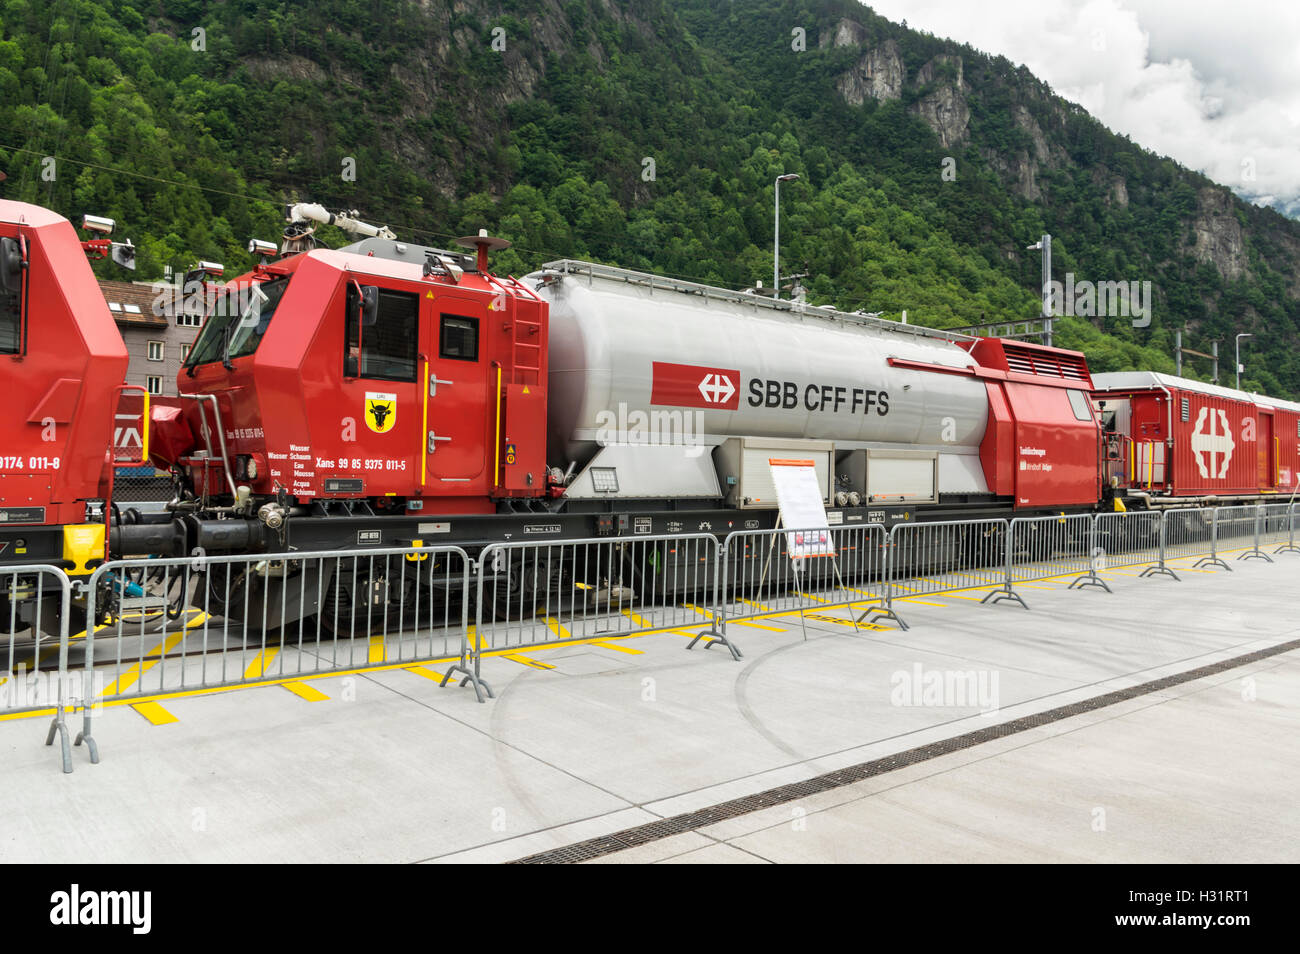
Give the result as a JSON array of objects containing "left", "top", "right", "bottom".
[{"left": 492, "top": 362, "right": 503, "bottom": 490}]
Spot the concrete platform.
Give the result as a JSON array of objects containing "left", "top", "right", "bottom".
[{"left": 1, "top": 550, "right": 1297, "bottom": 863}]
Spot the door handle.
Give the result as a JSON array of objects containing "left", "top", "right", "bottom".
[
  {"left": 429, "top": 376, "right": 453, "bottom": 397},
  {"left": 427, "top": 431, "right": 451, "bottom": 453}
]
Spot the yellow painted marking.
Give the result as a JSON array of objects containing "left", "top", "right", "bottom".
[
  {"left": 681, "top": 602, "right": 716, "bottom": 619},
  {"left": 543, "top": 616, "right": 571, "bottom": 640},
  {"left": 728, "top": 619, "right": 787, "bottom": 631},
  {"left": 501, "top": 652, "right": 554, "bottom": 670},
  {"left": 466, "top": 625, "right": 484, "bottom": 650},
  {"left": 243, "top": 647, "right": 281, "bottom": 679},
  {"left": 792, "top": 591, "right": 832, "bottom": 603},
  {"left": 590, "top": 639, "right": 643, "bottom": 655},
  {"left": 100, "top": 631, "right": 186, "bottom": 697},
  {"left": 131, "top": 701, "right": 178, "bottom": 725},
  {"left": 738, "top": 597, "right": 774, "bottom": 612},
  {"left": 668, "top": 628, "right": 715, "bottom": 644},
  {"left": 368, "top": 636, "right": 386, "bottom": 664},
  {"left": 282, "top": 681, "right": 329, "bottom": 701},
  {"left": 620, "top": 609, "right": 653, "bottom": 628},
  {"left": 406, "top": 665, "right": 454, "bottom": 682},
  {"left": 895, "top": 597, "right": 949, "bottom": 607},
  {"left": 803, "top": 613, "right": 860, "bottom": 628}
]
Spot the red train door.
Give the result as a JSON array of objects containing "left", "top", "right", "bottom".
[
  {"left": 1259, "top": 408, "right": 1276, "bottom": 489},
  {"left": 419, "top": 293, "right": 489, "bottom": 489}
]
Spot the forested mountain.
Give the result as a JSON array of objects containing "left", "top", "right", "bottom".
[{"left": 3, "top": 0, "right": 1299, "bottom": 395}]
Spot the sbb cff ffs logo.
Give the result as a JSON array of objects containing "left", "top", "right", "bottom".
[
  {"left": 650, "top": 362, "right": 889, "bottom": 416},
  {"left": 651, "top": 362, "right": 741, "bottom": 410}
]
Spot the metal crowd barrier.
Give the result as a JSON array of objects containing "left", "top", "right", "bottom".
[
  {"left": 1001, "top": 512, "right": 1108, "bottom": 598},
  {"left": 1212, "top": 505, "right": 1265, "bottom": 562},
  {"left": 77, "top": 544, "right": 478, "bottom": 747},
  {"left": 716, "top": 524, "right": 888, "bottom": 640},
  {"left": 1275, "top": 503, "right": 1300, "bottom": 555},
  {"left": 1094, "top": 510, "right": 1163, "bottom": 576},
  {"left": 873, "top": 518, "right": 1012, "bottom": 630},
  {"left": 1255, "top": 502, "right": 1296, "bottom": 559},
  {"left": 14, "top": 501, "right": 1291, "bottom": 772},
  {"left": 472, "top": 533, "right": 740, "bottom": 684},
  {"left": 1, "top": 564, "right": 87, "bottom": 773}
]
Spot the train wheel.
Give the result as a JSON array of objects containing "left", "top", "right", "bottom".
[{"left": 318, "top": 569, "right": 386, "bottom": 638}]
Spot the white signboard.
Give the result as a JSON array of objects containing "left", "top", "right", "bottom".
[{"left": 769, "top": 458, "right": 835, "bottom": 559}]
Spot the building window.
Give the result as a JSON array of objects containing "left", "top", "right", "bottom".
[
  {"left": 147, "top": 340, "right": 164, "bottom": 361},
  {"left": 177, "top": 312, "right": 203, "bottom": 327},
  {"left": 181, "top": 343, "right": 192, "bottom": 361},
  {"left": 146, "top": 376, "right": 163, "bottom": 395}
]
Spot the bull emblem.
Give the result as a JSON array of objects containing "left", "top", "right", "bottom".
[{"left": 364, "top": 392, "right": 397, "bottom": 433}]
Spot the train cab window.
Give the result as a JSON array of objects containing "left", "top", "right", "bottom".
[
  {"left": 439, "top": 315, "right": 478, "bottom": 361},
  {"left": 0, "top": 236, "right": 23, "bottom": 354},
  {"left": 1067, "top": 389, "right": 1092, "bottom": 422},
  {"left": 345, "top": 286, "right": 418, "bottom": 381},
  {"left": 185, "top": 276, "right": 288, "bottom": 367}
]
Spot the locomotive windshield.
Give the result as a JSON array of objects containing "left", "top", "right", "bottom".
[{"left": 185, "top": 276, "right": 289, "bottom": 368}]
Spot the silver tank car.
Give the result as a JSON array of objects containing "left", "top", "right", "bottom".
[{"left": 528, "top": 261, "right": 991, "bottom": 507}]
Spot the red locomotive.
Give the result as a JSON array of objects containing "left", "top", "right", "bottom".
[{"left": 0, "top": 199, "right": 135, "bottom": 628}]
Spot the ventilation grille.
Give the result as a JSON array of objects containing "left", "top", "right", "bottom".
[{"left": 1002, "top": 344, "right": 1090, "bottom": 381}]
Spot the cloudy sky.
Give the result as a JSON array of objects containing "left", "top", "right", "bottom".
[{"left": 865, "top": 0, "right": 1300, "bottom": 218}]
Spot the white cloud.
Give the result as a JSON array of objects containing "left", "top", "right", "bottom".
[{"left": 862, "top": 0, "right": 1300, "bottom": 216}]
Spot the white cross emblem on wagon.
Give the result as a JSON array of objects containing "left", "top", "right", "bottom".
[{"left": 1190, "top": 406, "right": 1234, "bottom": 479}]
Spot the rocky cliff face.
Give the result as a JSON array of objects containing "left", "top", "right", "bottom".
[
  {"left": 834, "top": 39, "right": 905, "bottom": 105},
  {"left": 1189, "top": 187, "right": 1249, "bottom": 281},
  {"left": 910, "top": 55, "right": 969, "bottom": 149}
]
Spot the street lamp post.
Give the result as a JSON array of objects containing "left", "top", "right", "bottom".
[
  {"left": 1026, "top": 234, "right": 1052, "bottom": 347},
  {"left": 1235, "top": 333, "right": 1253, "bottom": 390},
  {"left": 774, "top": 173, "right": 799, "bottom": 299}
]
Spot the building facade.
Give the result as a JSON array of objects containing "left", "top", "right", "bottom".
[{"left": 97, "top": 279, "right": 205, "bottom": 397}]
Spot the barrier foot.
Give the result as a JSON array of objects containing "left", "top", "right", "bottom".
[
  {"left": 1237, "top": 550, "right": 1273, "bottom": 563},
  {"left": 1139, "top": 564, "right": 1180, "bottom": 581},
  {"left": 686, "top": 627, "right": 742, "bottom": 661},
  {"left": 440, "top": 663, "right": 494, "bottom": 703},
  {"left": 73, "top": 717, "right": 100, "bottom": 765},
  {"left": 1193, "top": 556, "right": 1231, "bottom": 571},
  {"left": 981, "top": 587, "right": 1028, "bottom": 610},
  {"left": 857, "top": 604, "right": 908, "bottom": 632},
  {"left": 44, "top": 713, "right": 73, "bottom": 774},
  {"left": 1273, "top": 544, "right": 1300, "bottom": 555},
  {"left": 1068, "top": 572, "right": 1112, "bottom": 593}
]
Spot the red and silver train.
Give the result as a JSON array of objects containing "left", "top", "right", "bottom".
[{"left": 2, "top": 197, "right": 1296, "bottom": 627}]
